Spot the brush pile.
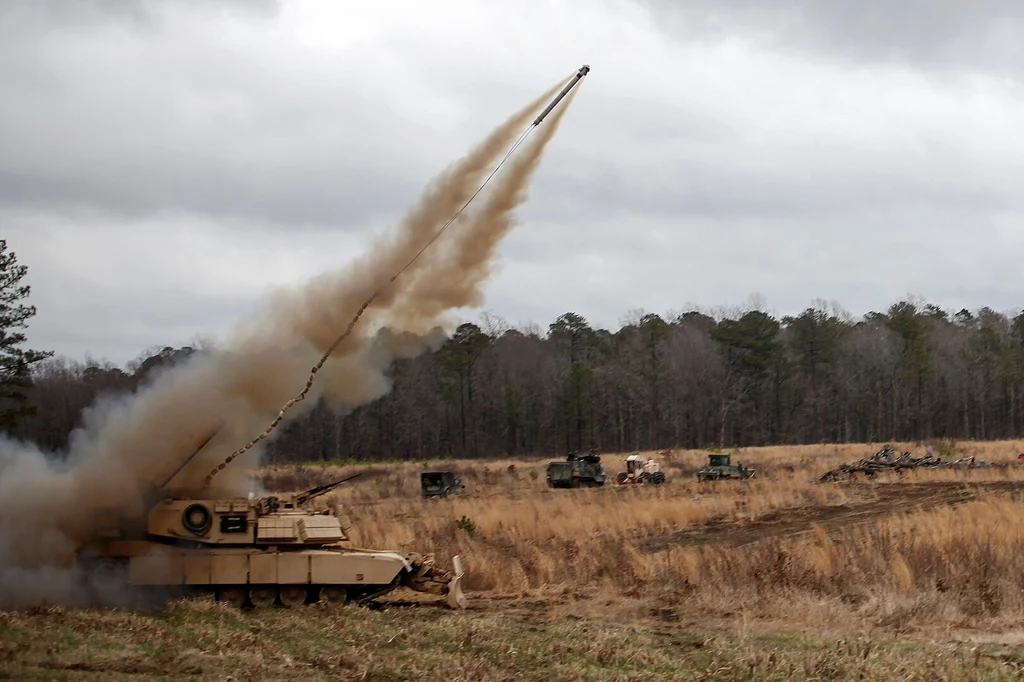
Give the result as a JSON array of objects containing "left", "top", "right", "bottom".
[{"left": 818, "top": 446, "right": 1009, "bottom": 482}]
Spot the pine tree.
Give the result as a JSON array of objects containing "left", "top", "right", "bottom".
[{"left": 0, "top": 239, "right": 52, "bottom": 431}]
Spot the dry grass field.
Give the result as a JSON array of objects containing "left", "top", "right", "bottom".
[
  {"left": 264, "top": 440, "right": 1024, "bottom": 628},
  {"left": 5, "top": 439, "right": 1024, "bottom": 680}
]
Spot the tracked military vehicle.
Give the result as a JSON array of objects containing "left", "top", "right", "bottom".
[
  {"left": 546, "top": 450, "right": 607, "bottom": 488},
  {"left": 696, "top": 453, "right": 755, "bottom": 482},
  {"left": 74, "top": 432, "right": 466, "bottom": 610}
]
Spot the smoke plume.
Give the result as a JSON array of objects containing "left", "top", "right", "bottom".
[
  {"left": 384, "top": 85, "right": 581, "bottom": 332},
  {"left": 0, "top": 72, "right": 583, "bottom": 608}
]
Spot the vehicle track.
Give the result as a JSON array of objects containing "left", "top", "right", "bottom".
[{"left": 640, "top": 480, "right": 1024, "bottom": 552}]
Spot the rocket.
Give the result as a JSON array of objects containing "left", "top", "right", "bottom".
[{"left": 533, "top": 64, "right": 590, "bottom": 126}]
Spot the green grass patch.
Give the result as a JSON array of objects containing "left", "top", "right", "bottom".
[{"left": 1, "top": 600, "right": 1021, "bottom": 681}]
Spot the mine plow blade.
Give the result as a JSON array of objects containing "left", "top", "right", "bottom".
[
  {"left": 446, "top": 555, "right": 466, "bottom": 610},
  {"left": 401, "top": 553, "right": 467, "bottom": 609}
]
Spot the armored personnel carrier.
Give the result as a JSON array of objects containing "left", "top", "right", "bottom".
[
  {"left": 546, "top": 450, "right": 607, "bottom": 488},
  {"left": 696, "top": 453, "right": 755, "bottom": 482},
  {"left": 75, "top": 435, "right": 466, "bottom": 610}
]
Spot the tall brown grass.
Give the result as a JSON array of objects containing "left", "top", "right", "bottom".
[{"left": 258, "top": 439, "right": 1024, "bottom": 629}]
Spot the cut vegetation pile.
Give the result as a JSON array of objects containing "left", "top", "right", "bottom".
[{"left": 817, "top": 445, "right": 1016, "bottom": 482}]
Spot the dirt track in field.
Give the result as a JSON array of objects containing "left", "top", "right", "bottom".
[
  {"left": 634, "top": 475, "right": 1019, "bottom": 548},
  {"left": 639, "top": 480, "right": 1024, "bottom": 553},
  {"left": 373, "top": 479, "right": 1024, "bottom": 618}
]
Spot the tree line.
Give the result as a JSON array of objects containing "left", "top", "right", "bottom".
[{"left": 6, "top": 287, "right": 1024, "bottom": 462}]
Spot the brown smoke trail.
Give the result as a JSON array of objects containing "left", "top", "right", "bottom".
[
  {"left": 247, "top": 74, "right": 575, "bottom": 358},
  {"left": 0, "top": 71, "right": 583, "bottom": 608},
  {"left": 383, "top": 85, "right": 582, "bottom": 332}
]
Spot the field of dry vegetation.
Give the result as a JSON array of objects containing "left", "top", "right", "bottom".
[
  {"left": 263, "top": 440, "right": 1024, "bottom": 628},
  {"left": 6, "top": 439, "right": 1024, "bottom": 680}
]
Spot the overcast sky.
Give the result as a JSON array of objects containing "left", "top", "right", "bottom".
[{"left": 4, "top": 0, "right": 1024, "bottom": 365}]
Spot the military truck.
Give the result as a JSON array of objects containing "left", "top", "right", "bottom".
[
  {"left": 696, "top": 453, "right": 756, "bottom": 482},
  {"left": 420, "top": 471, "right": 464, "bottom": 499},
  {"left": 546, "top": 451, "right": 607, "bottom": 488}
]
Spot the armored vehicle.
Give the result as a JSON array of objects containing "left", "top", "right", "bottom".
[
  {"left": 421, "top": 471, "right": 464, "bottom": 499},
  {"left": 74, "top": 435, "right": 466, "bottom": 610},
  {"left": 696, "top": 453, "right": 755, "bottom": 482},
  {"left": 546, "top": 451, "right": 607, "bottom": 488}
]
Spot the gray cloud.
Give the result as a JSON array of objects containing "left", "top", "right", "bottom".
[
  {"left": 3, "top": 0, "right": 281, "bottom": 28},
  {"left": 3, "top": 0, "right": 1024, "bottom": 364},
  {"left": 635, "top": 0, "right": 1024, "bottom": 74},
  {"left": 0, "top": 0, "right": 451, "bottom": 228}
]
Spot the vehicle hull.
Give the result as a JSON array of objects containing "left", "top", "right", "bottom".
[{"left": 76, "top": 540, "right": 465, "bottom": 609}]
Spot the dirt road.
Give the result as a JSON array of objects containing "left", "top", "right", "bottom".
[{"left": 640, "top": 480, "right": 1024, "bottom": 552}]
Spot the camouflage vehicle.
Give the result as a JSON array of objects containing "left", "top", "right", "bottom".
[
  {"left": 420, "top": 471, "right": 464, "bottom": 499},
  {"left": 74, "top": 434, "right": 466, "bottom": 610},
  {"left": 546, "top": 451, "right": 607, "bottom": 488},
  {"left": 696, "top": 453, "right": 756, "bottom": 482}
]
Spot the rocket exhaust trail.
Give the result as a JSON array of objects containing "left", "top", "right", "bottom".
[
  {"left": 384, "top": 79, "right": 586, "bottom": 330},
  {"left": 200, "top": 66, "right": 591, "bottom": 487},
  {"left": 249, "top": 72, "right": 580, "bottom": 359}
]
